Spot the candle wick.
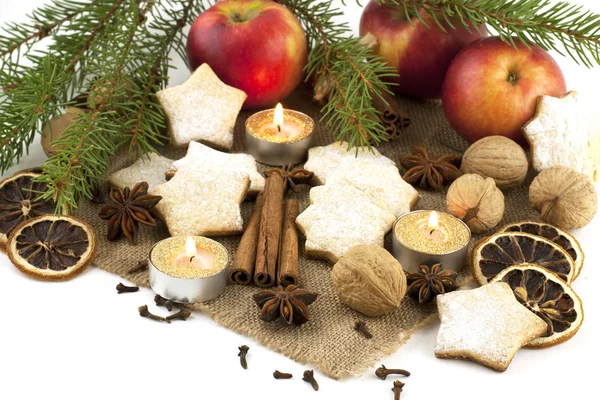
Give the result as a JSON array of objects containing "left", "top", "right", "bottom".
[
  {"left": 189, "top": 256, "right": 195, "bottom": 263},
  {"left": 277, "top": 124, "right": 281, "bottom": 132},
  {"left": 430, "top": 229, "right": 435, "bottom": 235}
]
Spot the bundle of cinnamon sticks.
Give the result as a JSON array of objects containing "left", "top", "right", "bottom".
[{"left": 229, "top": 174, "right": 300, "bottom": 287}]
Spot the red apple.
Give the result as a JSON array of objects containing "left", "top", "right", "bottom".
[
  {"left": 442, "top": 37, "right": 567, "bottom": 145},
  {"left": 359, "top": 1, "right": 484, "bottom": 99},
  {"left": 187, "top": 0, "right": 308, "bottom": 109}
]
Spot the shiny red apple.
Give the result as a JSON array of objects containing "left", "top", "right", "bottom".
[
  {"left": 359, "top": 1, "right": 484, "bottom": 99},
  {"left": 442, "top": 37, "right": 567, "bottom": 145},
  {"left": 187, "top": 0, "right": 308, "bottom": 109}
]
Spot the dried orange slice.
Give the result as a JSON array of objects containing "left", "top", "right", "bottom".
[
  {"left": 7, "top": 215, "right": 96, "bottom": 281},
  {"left": 492, "top": 264, "right": 583, "bottom": 348},
  {"left": 471, "top": 232, "right": 575, "bottom": 285},
  {"left": 0, "top": 169, "right": 62, "bottom": 250},
  {"left": 500, "top": 221, "right": 584, "bottom": 280}
]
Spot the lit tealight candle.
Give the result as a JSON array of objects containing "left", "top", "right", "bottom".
[
  {"left": 257, "top": 103, "right": 304, "bottom": 140},
  {"left": 172, "top": 237, "right": 214, "bottom": 271},
  {"left": 392, "top": 210, "right": 471, "bottom": 274},
  {"left": 148, "top": 236, "right": 229, "bottom": 303},
  {"left": 245, "top": 103, "right": 315, "bottom": 165}
]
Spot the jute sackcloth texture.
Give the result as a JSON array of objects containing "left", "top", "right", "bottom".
[{"left": 73, "top": 84, "right": 541, "bottom": 380}]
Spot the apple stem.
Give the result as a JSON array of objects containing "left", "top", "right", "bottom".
[{"left": 232, "top": 12, "right": 244, "bottom": 23}]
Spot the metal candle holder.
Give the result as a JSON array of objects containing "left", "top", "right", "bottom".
[
  {"left": 392, "top": 210, "right": 471, "bottom": 274},
  {"left": 148, "top": 236, "right": 229, "bottom": 303},
  {"left": 245, "top": 108, "right": 315, "bottom": 166}
]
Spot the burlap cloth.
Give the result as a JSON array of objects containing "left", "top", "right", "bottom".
[{"left": 73, "top": 84, "right": 540, "bottom": 379}]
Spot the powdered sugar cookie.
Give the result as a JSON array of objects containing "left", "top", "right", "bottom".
[
  {"left": 167, "top": 141, "right": 264, "bottom": 196},
  {"left": 149, "top": 166, "right": 249, "bottom": 237},
  {"left": 523, "top": 91, "right": 600, "bottom": 183},
  {"left": 156, "top": 64, "right": 247, "bottom": 150}
]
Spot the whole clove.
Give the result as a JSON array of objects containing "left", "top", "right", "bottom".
[
  {"left": 127, "top": 260, "right": 148, "bottom": 275},
  {"left": 354, "top": 320, "right": 373, "bottom": 339},
  {"left": 302, "top": 370, "right": 319, "bottom": 391},
  {"left": 116, "top": 282, "right": 139, "bottom": 294},
  {"left": 138, "top": 305, "right": 170, "bottom": 323},
  {"left": 392, "top": 380, "right": 405, "bottom": 400},
  {"left": 238, "top": 345, "right": 249, "bottom": 369},
  {"left": 273, "top": 370, "right": 293, "bottom": 379},
  {"left": 375, "top": 365, "right": 411, "bottom": 380},
  {"left": 154, "top": 294, "right": 174, "bottom": 311},
  {"left": 166, "top": 309, "right": 191, "bottom": 322}
]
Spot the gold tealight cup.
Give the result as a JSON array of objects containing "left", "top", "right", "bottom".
[
  {"left": 149, "top": 236, "right": 229, "bottom": 303},
  {"left": 392, "top": 210, "right": 471, "bottom": 274},
  {"left": 245, "top": 103, "right": 315, "bottom": 165}
]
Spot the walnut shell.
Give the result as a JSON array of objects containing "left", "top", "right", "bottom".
[
  {"left": 530, "top": 166, "right": 597, "bottom": 229},
  {"left": 461, "top": 136, "right": 528, "bottom": 190},
  {"left": 332, "top": 245, "right": 406, "bottom": 317},
  {"left": 446, "top": 174, "right": 505, "bottom": 233}
]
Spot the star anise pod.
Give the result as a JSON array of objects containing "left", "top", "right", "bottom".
[
  {"left": 406, "top": 264, "right": 458, "bottom": 304},
  {"left": 98, "top": 182, "right": 162, "bottom": 245},
  {"left": 399, "top": 147, "right": 462, "bottom": 191},
  {"left": 265, "top": 165, "right": 314, "bottom": 192},
  {"left": 253, "top": 285, "right": 318, "bottom": 326}
]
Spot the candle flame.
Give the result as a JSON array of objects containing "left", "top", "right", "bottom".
[
  {"left": 185, "top": 237, "right": 197, "bottom": 258},
  {"left": 274, "top": 103, "right": 284, "bottom": 129},
  {"left": 428, "top": 211, "right": 439, "bottom": 232}
]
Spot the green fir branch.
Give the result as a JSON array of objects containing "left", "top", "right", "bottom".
[
  {"left": 280, "top": 0, "right": 398, "bottom": 148},
  {"left": 35, "top": 0, "right": 198, "bottom": 210},
  {"left": 0, "top": 0, "right": 100, "bottom": 69},
  {"left": 382, "top": 0, "right": 600, "bottom": 67}
]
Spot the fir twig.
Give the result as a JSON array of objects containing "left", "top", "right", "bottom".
[
  {"left": 280, "top": 0, "right": 398, "bottom": 148},
  {"left": 381, "top": 0, "right": 600, "bottom": 67},
  {"left": 0, "top": 0, "right": 99, "bottom": 68},
  {"left": 35, "top": 0, "right": 199, "bottom": 209}
]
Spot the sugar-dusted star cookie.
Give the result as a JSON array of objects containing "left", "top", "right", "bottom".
[
  {"left": 304, "top": 141, "right": 396, "bottom": 184},
  {"left": 326, "top": 162, "right": 419, "bottom": 217},
  {"left": 167, "top": 141, "right": 265, "bottom": 196},
  {"left": 108, "top": 153, "right": 174, "bottom": 191},
  {"left": 435, "top": 282, "right": 547, "bottom": 372},
  {"left": 296, "top": 183, "right": 396, "bottom": 264},
  {"left": 523, "top": 91, "right": 600, "bottom": 183},
  {"left": 149, "top": 166, "right": 249, "bottom": 237},
  {"left": 156, "top": 63, "right": 247, "bottom": 151}
]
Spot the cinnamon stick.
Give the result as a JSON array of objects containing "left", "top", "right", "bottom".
[
  {"left": 278, "top": 199, "right": 299, "bottom": 286},
  {"left": 229, "top": 194, "right": 264, "bottom": 284},
  {"left": 254, "top": 174, "right": 285, "bottom": 287},
  {"left": 371, "top": 90, "right": 411, "bottom": 140}
]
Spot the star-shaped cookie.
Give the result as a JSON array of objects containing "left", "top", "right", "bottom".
[
  {"left": 523, "top": 91, "right": 600, "bottom": 183},
  {"left": 435, "top": 282, "right": 547, "bottom": 372},
  {"left": 149, "top": 166, "right": 249, "bottom": 237},
  {"left": 108, "top": 153, "right": 173, "bottom": 191},
  {"left": 296, "top": 183, "right": 396, "bottom": 264},
  {"left": 167, "top": 141, "right": 265, "bottom": 196},
  {"left": 304, "top": 141, "right": 396, "bottom": 184},
  {"left": 326, "top": 162, "right": 419, "bottom": 217},
  {"left": 156, "top": 63, "right": 247, "bottom": 151}
]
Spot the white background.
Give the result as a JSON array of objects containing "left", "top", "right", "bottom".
[{"left": 1, "top": 1, "right": 599, "bottom": 399}]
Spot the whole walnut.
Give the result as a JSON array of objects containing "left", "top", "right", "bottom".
[
  {"left": 530, "top": 166, "right": 597, "bottom": 229},
  {"left": 332, "top": 245, "right": 406, "bottom": 317},
  {"left": 446, "top": 174, "right": 505, "bottom": 233},
  {"left": 461, "top": 136, "right": 528, "bottom": 190}
]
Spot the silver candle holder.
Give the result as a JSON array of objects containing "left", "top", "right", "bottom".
[
  {"left": 149, "top": 236, "right": 229, "bottom": 303},
  {"left": 392, "top": 210, "right": 471, "bottom": 274},
  {"left": 245, "top": 107, "right": 314, "bottom": 166}
]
